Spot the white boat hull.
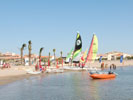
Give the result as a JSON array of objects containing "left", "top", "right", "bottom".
[
  {"left": 63, "top": 66, "right": 101, "bottom": 71},
  {"left": 27, "top": 71, "right": 41, "bottom": 74},
  {"left": 63, "top": 66, "right": 85, "bottom": 71},
  {"left": 46, "top": 68, "right": 64, "bottom": 73}
]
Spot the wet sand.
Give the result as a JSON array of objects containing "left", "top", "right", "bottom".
[
  {"left": 0, "top": 74, "right": 31, "bottom": 85},
  {"left": 0, "top": 66, "right": 35, "bottom": 85}
]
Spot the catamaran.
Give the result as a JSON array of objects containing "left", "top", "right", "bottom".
[
  {"left": 63, "top": 32, "right": 84, "bottom": 70},
  {"left": 84, "top": 34, "right": 99, "bottom": 71}
]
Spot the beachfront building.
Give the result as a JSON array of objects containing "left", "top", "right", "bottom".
[
  {"left": 96, "top": 51, "right": 132, "bottom": 61},
  {"left": 0, "top": 52, "right": 53, "bottom": 66},
  {"left": 0, "top": 52, "right": 20, "bottom": 65},
  {"left": 24, "top": 54, "right": 52, "bottom": 66},
  {"left": 24, "top": 54, "right": 38, "bottom": 66}
]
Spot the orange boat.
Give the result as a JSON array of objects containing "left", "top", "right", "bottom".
[{"left": 90, "top": 73, "right": 116, "bottom": 79}]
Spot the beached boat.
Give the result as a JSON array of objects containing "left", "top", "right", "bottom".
[
  {"left": 63, "top": 32, "right": 84, "bottom": 71},
  {"left": 27, "top": 70, "right": 41, "bottom": 74},
  {"left": 63, "top": 66, "right": 91, "bottom": 71},
  {"left": 46, "top": 68, "right": 64, "bottom": 73},
  {"left": 63, "top": 66, "right": 83, "bottom": 71}
]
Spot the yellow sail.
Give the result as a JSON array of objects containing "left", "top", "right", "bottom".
[
  {"left": 92, "top": 34, "right": 98, "bottom": 63},
  {"left": 86, "top": 34, "right": 98, "bottom": 63}
]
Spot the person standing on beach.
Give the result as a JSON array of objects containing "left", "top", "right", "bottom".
[
  {"left": 101, "top": 62, "right": 104, "bottom": 70},
  {"left": 35, "top": 62, "right": 39, "bottom": 71},
  {"left": 110, "top": 64, "right": 112, "bottom": 70},
  {"left": 112, "top": 64, "right": 116, "bottom": 70}
]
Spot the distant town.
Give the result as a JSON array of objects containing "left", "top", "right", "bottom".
[{"left": 0, "top": 51, "right": 132, "bottom": 66}]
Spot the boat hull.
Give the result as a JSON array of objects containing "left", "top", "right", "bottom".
[
  {"left": 90, "top": 74, "right": 116, "bottom": 79},
  {"left": 46, "top": 69, "right": 64, "bottom": 73},
  {"left": 27, "top": 71, "right": 41, "bottom": 74}
]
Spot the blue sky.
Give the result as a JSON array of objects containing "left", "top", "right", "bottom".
[{"left": 0, "top": 0, "right": 133, "bottom": 56}]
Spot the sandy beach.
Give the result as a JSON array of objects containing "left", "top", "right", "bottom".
[
  {"left": 0, "top": 60, "right": 133, "bottom": 85},
  {"left": 0, "top": 66, "right": 34, "bottom": 85}
]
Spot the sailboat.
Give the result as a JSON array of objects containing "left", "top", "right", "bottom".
[
  {"left": 63, "top": 32, "right": 83, "bottom": 71},
  {"left": 88, "top": 34, "right": 117, "bottom": 79},
  {"left": 84, "top": 34, "right": 100, "bottom": 71}
]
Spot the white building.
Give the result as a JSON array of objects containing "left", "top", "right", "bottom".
[{"left": 97, "top": 51, "right": 132, "bottom": 61}]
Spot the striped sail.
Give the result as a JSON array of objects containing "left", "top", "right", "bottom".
[
  {"left": 85, "top": 34, "right": 98, "bottom": 63},
  {"left": 80, "top": 48, "right": 88, "bottom": 63},
  {"left": 72, "top": 33, "right": 82, "bottom": 62}
]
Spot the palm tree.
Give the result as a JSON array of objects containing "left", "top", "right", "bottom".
[
  {"left": 48, "top": 52, "right": 51, "bottom": 66},
  {"left": 39, "top": 47, "right": 44, "bottom": 59},
  {"left": 60, "top": 51, "right": 63, "bottom": 58},
  {"left": 53, "top": 49, "right": 56, "bottom": 60},
  {"left": 21, "top": 44, "right": 26, "bottom": 65},
  {"left": 28, "top": 40, "right": 32, "bottom": 66},
  {"left": 49, "top": 52, "right": 51, "bottom": 59}
]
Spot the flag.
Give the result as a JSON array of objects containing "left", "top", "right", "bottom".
[
  {"left": 120, "top": 55, "right": 123, "bottom": 63},
  {"left": 99, "top": 56, "right": 102, "bottom": 63},
  {"left": 48, "top": 59, "right": 50, "bottom": 66},
  {"left": 62, "top": 59, "right": 63, "bottom": 67}
]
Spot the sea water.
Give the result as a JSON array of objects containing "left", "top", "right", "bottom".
[{"left": 0, "top": 66, "right": 133, "bottom": 100}]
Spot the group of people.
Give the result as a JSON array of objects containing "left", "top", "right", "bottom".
[
  {"left": 101, "top": 62, "right": 116, "bottom": 70},
  {"left": 1, "top": 63, "right": 11, "bottom": 69},
  {"left": 73, "top": 63, "right": 85, "bottom": 68},
  {"left": 35, "top": 61, "right": 46, "bottom": 72}
]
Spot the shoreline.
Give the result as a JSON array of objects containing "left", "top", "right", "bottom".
[
  {"left": 0, "top": 60, "right": 133, "bottom": 86},
  {"left": 0, "top": 74, "right": 32, "bottom": 86}
]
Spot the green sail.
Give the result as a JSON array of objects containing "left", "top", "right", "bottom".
[{"left": 66, "top": 48, "right": 74, "bottom": 62}]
